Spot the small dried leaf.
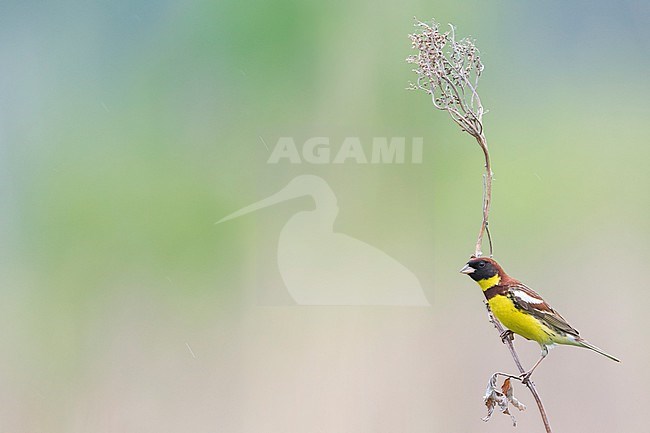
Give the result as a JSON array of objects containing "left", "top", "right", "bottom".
[
  {"left": 501, "top": 377, "right": 511, "bottom": 394},
  {"left": 482, "top": 374, "right": 526, "bottom": 426}
]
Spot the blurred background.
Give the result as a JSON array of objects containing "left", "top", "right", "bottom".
[{"left": 1, "top": 0, "right": 648, "bottom": 431}]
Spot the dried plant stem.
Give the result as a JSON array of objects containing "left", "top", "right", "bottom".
[
  {"left": 474, "top": 133, "right": 492, "bottom": 258},
  {"left": 407, "top": 19, "right": 492, "bottom": 256},
  {"left": 486, "top": 304, "right": 553, "bottom": 433}
]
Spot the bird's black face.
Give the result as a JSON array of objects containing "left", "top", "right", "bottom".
[{"left": 459, "top": 258, "right": 499, "bottom": 281}]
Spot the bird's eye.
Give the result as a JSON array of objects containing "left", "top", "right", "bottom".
[{"left": 478, "top": 261, "right": 486, "bottom": 268}]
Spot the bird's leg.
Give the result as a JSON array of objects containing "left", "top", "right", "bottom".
[
  {"left": 520, "top": 346, "right": 548, "bottom": 384},
  {"left": 500, "top": 330, "right": 514, "bottom": 343}
]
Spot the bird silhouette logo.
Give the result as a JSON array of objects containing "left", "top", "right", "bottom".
[{"left": 218, "top": 175, "right": 429, "bottom": 306}]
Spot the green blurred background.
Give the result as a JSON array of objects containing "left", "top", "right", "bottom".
[{"left": 1, "top": 0, "right": 648, "bottom": 432}]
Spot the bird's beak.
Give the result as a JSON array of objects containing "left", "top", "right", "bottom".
[
  {"left": 216, "top": 183, "right": 303, "bottom": 224},
  {"left": 459, "top": 263, "right": 475, "bottom": 274}
]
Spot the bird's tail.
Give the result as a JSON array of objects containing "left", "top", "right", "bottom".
[{"left": 577, "top": 339, "right": 620, "bottom": 363}]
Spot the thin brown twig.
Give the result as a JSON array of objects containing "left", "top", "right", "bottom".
[
  {"left": 474, "top": 133, "right": 492, "bottom": 257},
  {"left": 486, "top": 303, "right": 553, "bottom": 432}
]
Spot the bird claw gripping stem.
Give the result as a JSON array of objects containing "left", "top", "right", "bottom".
[{"left": 500, "top": 330, "right": 514, "bottom": 343}]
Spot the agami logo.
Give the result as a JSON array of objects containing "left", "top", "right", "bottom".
[
  {"left": 266, "top": 137, "right": 423, "bottom": 164},
  {"left": 218, "top": 175, "right": 429, "bottom": 306}
]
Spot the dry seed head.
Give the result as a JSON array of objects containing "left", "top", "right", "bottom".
[{"left": 407, "top": 19, "right": 486, "bottom": 138}]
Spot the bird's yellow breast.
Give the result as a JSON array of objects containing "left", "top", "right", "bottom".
[{"left": 488, "top": 295, "right": 553, "bottom": 345}]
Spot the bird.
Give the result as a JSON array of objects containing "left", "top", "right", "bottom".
[
  {"left": 460, "top": 257, "right": 619, "bottom": 380},
  {"left": 217, "top": 175, "right": 428, "bottom": 306}
]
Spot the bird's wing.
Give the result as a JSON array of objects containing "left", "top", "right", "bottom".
[{"left": 507, "top": 283, "right": 580, "bottom": 336}]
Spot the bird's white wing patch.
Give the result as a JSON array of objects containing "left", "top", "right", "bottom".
[{"left": 511, "top": 289, "right": 544, "bottom": 304}]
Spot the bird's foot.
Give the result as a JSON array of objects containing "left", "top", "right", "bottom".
[
  {"left": 519, "top": 371, "right": 532, "bottom": 385},
  {"left": 500, "top": 330, "right": 514, "bottom": 343}
]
